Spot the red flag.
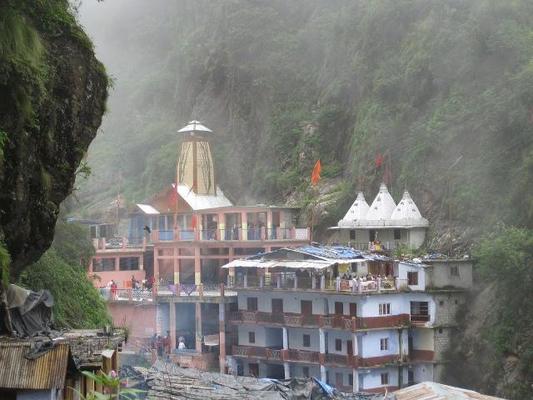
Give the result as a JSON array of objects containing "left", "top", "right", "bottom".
[{"left": 311, "top": 160, "right": 321, "bottom": 186}]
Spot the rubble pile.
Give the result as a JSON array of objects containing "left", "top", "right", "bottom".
[{"left": 130, "top": 361, "right": 382, "bottom": 400}]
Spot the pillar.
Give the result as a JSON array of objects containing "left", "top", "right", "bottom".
[
  {"left": 169, "top": 302, "right": 176, "bottom": 353},
  {"left": 293, "top": 275, "right": 298, "bottom": 289},
  {"left": 219, "top": 303, "right": 226, "bottom": 373},
  {"left": 154, "top": 256, "right": 160, "bottom": 285},
  {"left": 241, "top": 212, "right": 248, "bottom": 240},
  {"left": 266, "top": 209, "right": 273, "bottom": 239},
  {"left": 352, "top": 369, "right": 359, "bottom": 393},
  {"left": 218, "top": 212, "right": 225, "bottom": 240},
  {"left": 243, "top": 272, "right": 248, "bottom": 288},
  {"left": 194, "top": 247, "right": 201, "bottom": 285},
  {"left": 352, "top": 333, "right": 358, "bottom": 356},
  {"left": 139, "top": 255, "right": 144, "bottom": 271},
  {"left": 284, "top": 362, "right": 290, "bottom": 379},
  {"left": 115, "top": 256, "right": 120, "bottom": 272},
  {"left": 320, "top": 365, "right": 327, "bottom": 382},
  {"left": 173, "top": 248, "right": 179, "bottom": 284},
  {"left": 276, "top": 274, "right": 281, "bottom": 289},
  {"left": 195, "top": 302, "right": 202, "bottom": 351},
  {"left": 282, "top": 327, "right": 288, "bottom": 350},
  {"left": 319, "top": 328, "right": 325, "bottom": 354},
  {"left": 320, "top": 275, "right": 325, "bottom": 290},
  {"left": 311, "top": 274, "right": 316, "bottom": 289},
  {"left": 259, "top": 275, "right": 264, "bottom": 288}
]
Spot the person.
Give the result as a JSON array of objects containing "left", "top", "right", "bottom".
[
  {"left": 156, "top": 335, "right": 163, "bottom": 357},
  {"left": 232, "top": 224, "right": 239, "bottom": 240},
  {"left": 131, "top": 275, "right": 137, "bottom": 289},
  {"left": 178, "top": 337, "right": 186, "bottom": 350},
  {"left": 335, "top": 275, "right": 341, "bottom": 291},
  {"left": 111, "top": 280, "right": 117, "bottom": 300}
]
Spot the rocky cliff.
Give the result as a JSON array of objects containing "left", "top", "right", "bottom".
[{"left": 0, "top": 1, "right": 107, "bottom": 278}]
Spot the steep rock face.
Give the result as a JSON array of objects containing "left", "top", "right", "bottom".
[{"left": 0, "top": 1, "right": 107, "bottom": 278}]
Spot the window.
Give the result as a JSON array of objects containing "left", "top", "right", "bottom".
[
  {"left": 349, "top": 303, "right": 357, "bottom": 317},
  {"left": 439, "top": 300, "right": 444, "bottom": 306},
  {"left": 302, "top": 367, "right": 310, "bottom": 378},
  {"left": 348, "top": 373, "right": 353, "bottom": 386},
  {"left": 394, "top": 229, "right": 401, "bottom": 240},
  {"left": 410, "top": 301, "right": 430, "bottom": 322},
  {"left": 379, "top": 303, "right": 391, "bottom": 315},
  {"left": 272, "top": 298, "right": 283, "bottom": 313},
  {"left": 335, "top": 302, "right": 344, "bottom": 315},
  {"left": 247, "top": 297, "right": 258, "bottom": 311},
  {"left": 92, "top": 258, "right": 115, "bottom": 272},
  {"left": 350, "top": 230, "right": 356, "bottom": 240},
  {"left": 380, "top": 338, "right": 389, "bottom": 350},
  {"left": 381, "top": 373, "right": 389, "bottom": 385},
  {"left": 450, "top": 266, "right": 459, "bottom": 277},
  {"left": 438, "top": 328, "right": 443, "bottom": 334},
  {"left": 335, "top": 339, "right": 342, "bottom": 351},
  {"left": 303, "top": 334, "right": 311, "bottom": 347},
  {"left": 407, "top": 271, "right": 418, "bottom": 285},
  {"left": 119, "top": 257, "right": 139, "bottom": 271},
  {"left": 248, "top": 331, "right": 255, "bottom": 344},
  {"left": 369, "top": 230, "right": 376, "bottom": 242}
]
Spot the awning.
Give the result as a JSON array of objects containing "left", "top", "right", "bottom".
[
  {"left": 221, "top": 259, "right": 335, "bottom": 271},
  {"left": 136, "top": 204, "right": 160, "bottom": 215}
]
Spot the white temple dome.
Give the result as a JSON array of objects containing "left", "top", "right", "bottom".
[
  {"left": 338, "top": 192, "right": 369, "bottom": 227},
  {"left": 365, "top": 183, "right": 396, "bottom": 221}
]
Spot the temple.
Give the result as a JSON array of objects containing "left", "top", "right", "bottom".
[{"left": 87, "top": 121, "right": 310, "bottom": 372}]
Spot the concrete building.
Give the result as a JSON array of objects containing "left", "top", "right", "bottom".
[
  {"left": 330, "top": 184, "right": 429, "bottom": 250},
  {"left": 223, "top": 246, "right": 471, "bottom": 393},
  {"left": 87, "top": 121, "right": 310, "bottom": 373}
]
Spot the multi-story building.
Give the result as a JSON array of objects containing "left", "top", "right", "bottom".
[
  {"left": 330, "top": 184, "right": 429, "bottom": 250},
  {"left": 224, "top": 246, "right": 471, "bottom": 393},
  {"left": 86, "top": 121, "right": 310, "bottom": 373}
]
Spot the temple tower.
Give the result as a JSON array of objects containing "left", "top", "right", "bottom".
[{"left": 177, "top": 120, "right": 216, "bottom": 195}]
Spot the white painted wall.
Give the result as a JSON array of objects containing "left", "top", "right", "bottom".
[
  {"left": 359, "top": 367, "right": 399, "bottom": 390},
  {"left": 326, "top": 330, "right": 353, "bottom": 355},
  {"left": 360, "top": 330, "right": 400, "bottom": 358},
  {"left": 397, "top": 262, "right": 426, "bottom": 291},
  {"left": 288, "top": 327, "right": 319, "bottom": 351},
  {"left": 238, "top": 291, "right": 328, "bottom": 315},
  {"left": 327, "top": 366, "right": 354, "bottom": 387},
  {"left": 411, "top": 328, "right": 434, "bottom": 351},
  {"left": 291, "top": 364, "right": 321, "bottom": 379},
  {"left": 427, "top": 260, "right": 473, "bottom": 289}
]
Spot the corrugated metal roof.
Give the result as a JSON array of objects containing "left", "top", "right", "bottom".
[
  {"left": 392, "top": 382, "right": 504, "bottom": 400},
  {"left": 0, "top": 342, "right": 69, "bottom": 389},
  {"left": 177, "top": 184, "right": 232, "bottom": 210}
]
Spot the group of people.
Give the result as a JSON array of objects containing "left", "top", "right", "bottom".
[
  {"left": 150, "top": 331, "right": 188, "bottom": 357},
  {"left": 131, "top": 275, "right": 155, "bottom": 290},
  {"left": 335, "top": 273, "right": 394, "bottom": 292}
]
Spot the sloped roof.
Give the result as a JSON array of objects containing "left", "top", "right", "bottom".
[
  {"left": 177, "top": 120, "right": 213, "bottom": 134},
  {"left": 0, "top": 341, "right": 70, "bottom": 389},
  {"left": 392, "top": 381, "right": 504, "bottom": 400},
  {"left": 177, "top": 183, "right": 232, "bottom": 210},
  {"left": 390, "top": 191, "right": 429, "bottom": 227},
  {"left": 365, "top": 183, "right": 396, "bottom": 221},
  {"left": 136, "top": 204, "right": 160, "bottom": 215},
  {"left": 338, "top": 192, "right": 370, "bottom": 227}
]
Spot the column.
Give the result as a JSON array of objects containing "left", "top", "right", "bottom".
[
  {"left": 241, "top": 212, "right": 248, "bottom": 240},
  {"left": 282, "top": 327, "right": 288, "bottom": 350},
  {"left": 139, "top": 255, "right": 144, "bottom": 271},
  {"left": 243, "top": 272, "right": 248, "bottom": 288},
  {"left": 352, "top": 333, "right": 358, "bottom": 356},
  {"left": 169, "top": 302, "right": 176, "bottom": 353},
  {"left": 266, "top": 209, "right": 272, "bottom": 240},
  {"left": 293, "top": 275, "right": 298, "bottom": 289},
  {"left": 320, "top": 365, "right": 327, "bottom": 382},
  {"left": 154, "top": 256, "right": 160, "bottom": 285},
  {"left": 352, "top": 369, "right": 359, "bottom": 393},
  {"left": 194, "top": 247, "right": 201, "bottom": 285},
  {"left": 218, "top": 212, "right": 225, "bottom": 240},
  {"left": 195, "top": 302, "right": 203, "bottom": 352},
  {"left": 219, "top": 303, "right": 226, "bottom": 373},
  {"left": 319, "top": 328, "right": 325, "bottom": 354},
  {"left": 173, "top": 247, "right": 180, "bottom": 284},
  {"left": 311, "top": 274, "right": 316, "bottom": 289},
  {"left": 276, "top": 274, "right": 281, "bottom": 289},
  {"left": 115, "top": 256, "right": 120, "bottom": 272},
  {"left": 284, "top": 362, "right": 290, "bottom": 379},
  {"left": 320, "top": 275, "right": 326, "bottom": 290}
]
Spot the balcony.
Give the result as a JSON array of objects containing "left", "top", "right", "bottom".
[
  {"left": 357, "top": 354, "right": 401, "bottom": 367},
  {"left": 286, "top": 349, "right": 320, "bottom": 363},
  {"left": 229, "top": 311, "right": 410, "bottom": 331},
  {"left": 231, "top": 345, "right": 283, "bottom": 361},
  {"left": 410, "top": 314, "right": 430, "bottom": 323},
  {"left": 409, "top": 349, "right": 435, "bottom": 362},
  {"left": 152, "top": 227, "right": 310, "bottom": 243}
]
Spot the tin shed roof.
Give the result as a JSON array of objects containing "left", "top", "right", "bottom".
[{"left": 0, "top": 341, "right": 70, "bottom": 389}]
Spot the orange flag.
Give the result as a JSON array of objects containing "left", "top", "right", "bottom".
[{"left": 311, "top": 159, "right": 321, "bottom": 186}]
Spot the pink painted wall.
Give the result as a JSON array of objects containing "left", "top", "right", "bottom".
[
  {"left": 108, "top": 303, "right": 156, "bottom": 343},
  {"left": 91, "top": 270, "right": 146, "bottom": 289}
]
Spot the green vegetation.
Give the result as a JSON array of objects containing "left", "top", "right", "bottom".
[{"left": 18, "top": 220, "right": 110, "bottom": 329}]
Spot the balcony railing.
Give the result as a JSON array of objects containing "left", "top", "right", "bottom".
[
  {"left": 229, "top": 274, "right": 399, "bottom": 295},
  {"left": 231, "top": 345, "right": 282, "bottom": 361},
  {"left": 151, "top": 227, "right": 310, "bottom": 243},
  {"left": 410, "top": 314, "right": 430, "bottom": 323},
  {"left": 287, "top": 349, "right": 320, "bottom": 363},
  {"left": 229, "top": 311, "right": 410, "bottom": 331},
  {"left": 409, "top": 349, "right": 435, "bottom": 362}
]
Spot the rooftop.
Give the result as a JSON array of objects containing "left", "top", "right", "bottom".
[{"left": 390, "top": 382, "right": 504, "bottom": 400}]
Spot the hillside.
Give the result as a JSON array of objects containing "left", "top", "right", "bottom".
[
  {"left": 76, "top": 2, "right": 533, "bottom": 398},
  {"left": 78, "top": 0, "right": 532, "bottom": 243}
]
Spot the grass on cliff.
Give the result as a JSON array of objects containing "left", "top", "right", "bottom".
[{"left": 18, "top": 220, "right": 110, "bottom": 329}]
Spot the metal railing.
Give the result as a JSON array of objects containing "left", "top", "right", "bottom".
[{"left": 150, "top": 227, "right": 310, "bottom": 243}]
